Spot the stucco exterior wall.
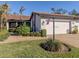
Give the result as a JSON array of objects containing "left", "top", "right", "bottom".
[{"left": 41, "top": 18, "right": 72, "bottom": 35}]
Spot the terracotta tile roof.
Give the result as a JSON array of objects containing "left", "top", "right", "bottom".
[
  {"left": 32, "top": 12, "right": 79, "bottom": 19},
  {"left": 6, "top": 14, "right": 30, "bottom": 21}
]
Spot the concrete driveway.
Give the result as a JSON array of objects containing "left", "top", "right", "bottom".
[{"left": 55, "top": 34, "right": 79, "bottom": 48}]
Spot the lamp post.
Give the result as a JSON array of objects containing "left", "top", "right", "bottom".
[{"left": 53, "top": 17, "right": 55, "bottom": 41}]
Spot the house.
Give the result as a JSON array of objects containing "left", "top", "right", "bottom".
[
  {"left": 5, "top": 14, "right": 30, "bottom": 31},
  {"left": 30, "top": 12, "right": 79, "bottom": 35},
  {"left": 5, "top": 12, "right": 79, "bottom": 36}
]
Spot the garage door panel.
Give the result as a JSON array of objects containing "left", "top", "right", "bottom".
[
  {"left": 55, "top": 22, "right": 69, "bottom": 34},
  {"left": 46, "top": 21, "right": 69, "bottom": 35}
]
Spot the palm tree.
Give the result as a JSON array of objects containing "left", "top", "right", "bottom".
[{"left": 0, "top": 3, "right": 9, "bottom": 30}]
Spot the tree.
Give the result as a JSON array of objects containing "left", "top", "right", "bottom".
[
  {"left": 19, "top": 6, "right": 25, "bottom": 26},
  {"left": 0, "top": 3, "right": 9, "bottom": 30},
  {"left": 19, "top": 6, "right": 25, "bottom": 15},
  {"left": 69, "top": 9, "right": 78, "bottom": 16},
  {"left": 51, "top": 8, "right": 67, "bottom": 14}
]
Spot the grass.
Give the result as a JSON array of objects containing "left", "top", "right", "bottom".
[
  {"left": 0, "top": 40, "right": 79, "bottom": 57},
  {"left": 0, "top": 29, "right": 9, "bottom": 41}
]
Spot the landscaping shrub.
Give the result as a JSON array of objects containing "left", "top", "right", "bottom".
[
  {"left": 30, "top": 32, "right": 34, "bottom": 36},
  {"left": 15, "top": 26, "right": 21, "bottom": 35},
  {"left": 15, "top": 23, "right": 30, "bottom": 36},
  {"left": 30, "top": 32, "right": 41, "bottom": 36},
  {"left": 30, "top": 29, "right": 46, "bottom": 37},
  {"left": 36, "top": 32, "right": 41, "bottom": 36},
  {"left": 25, "top": 32, "right": 30, "bottom": 36},
  {"left": 41, "top": 29, "right": 46, "bottom": 37},
  {"left": 9, "top": 28, "right": 16, "bottom": 32},
  {"left": 72, "top": 26, "right": 78, "bottom": 34},
  {"left": 15, "top": 25, "right": 47, "bottom": 37},
  {"left": 0, "top": 29, "right": 9, "bottom": 41},
  {"left": 33, "top": 32, "right": 41, "bottom": 36},
  {"left": 41, "top": 38, "right": 61, "bottom": 52}
]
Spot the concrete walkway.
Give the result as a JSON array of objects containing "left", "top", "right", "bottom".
[{"left": 0, "top": 36, "right": 46, "bottom": 43}]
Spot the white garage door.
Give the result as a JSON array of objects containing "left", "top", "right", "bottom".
[{"left": 46, "top": 21, "right": 69, "bottom": 35}]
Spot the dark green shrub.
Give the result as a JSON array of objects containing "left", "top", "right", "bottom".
[
  {"left": 15, "top": 23, "right": 30, "bottom": 36},
  {"left": 0, "top": 29, "right": 9, "bottom": 41},
  {"left": 41, "top": 29, "right": 46, "bottom": 37},
  {"left": 41, "top": 38, "right": 61, "bottom": 52},
  {"left": 33, "top": 32, "right": 36, "bottom": 36},
  {"left": 26, "top": 32, "right": 30, "bottom": 36},
  {"left": 30, "top": 32, "right": 41, "bottom": 36},
  {"left": 9, "top": 28, "right": 16, "bottom": 32},
  {"left": 15, "top": 26, "right": 22, "bottom": 35},
  {"left": 36, "top": 32, "right": 41, "bottom": 36},
  {"left": 30, "top": 32, "right": 34, "bottom": 36},
  {"left": 33, "top": 32, "right": 41, "bottom": 36}
]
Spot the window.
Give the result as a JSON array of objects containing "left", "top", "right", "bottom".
[
  {"left": 9, "top": 22, "right": 16, "bottom": 28},
  {"left": 18, "top": 22, "right": 23, "bottom": 27}
]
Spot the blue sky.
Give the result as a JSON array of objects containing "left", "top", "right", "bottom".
[{"left": 0, "top": 1, "right": 79, "bottom": 16}]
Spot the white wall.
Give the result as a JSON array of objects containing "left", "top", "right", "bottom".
[{"left": 41, "top": 18, "right": 47, "bottom": 29}]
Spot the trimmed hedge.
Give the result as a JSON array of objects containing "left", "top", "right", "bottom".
[
  {"left": 0, "top": 29, "right": 9, "bottom": 41},
  {"left": 41, "top": 29, "right": 46, "bottom": 37},
  {"left": 30, "top": 32, "right": 41, "bottom": 36},
  {"left": 30, "top": 30, "right": 46, "bottom": 37}
]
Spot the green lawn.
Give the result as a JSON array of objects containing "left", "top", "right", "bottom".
[{"left": 0, "top": 40, "right": 79, "bottom": 58}]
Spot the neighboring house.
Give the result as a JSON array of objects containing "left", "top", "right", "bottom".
[
  {"left": 30, "top": 12, "right": 79, "bottom": 35},
  {"left": 5, "top": 14, "right": 30, "bottom": 31}
]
